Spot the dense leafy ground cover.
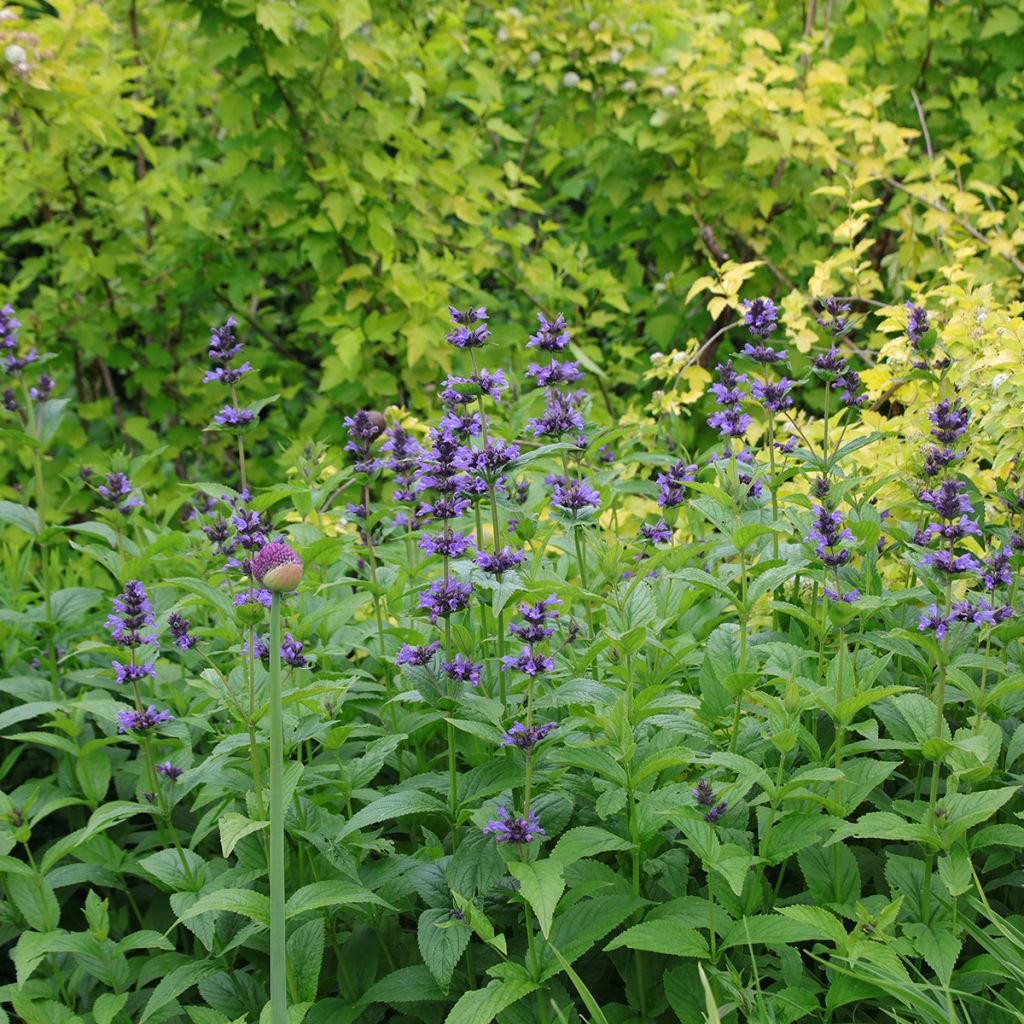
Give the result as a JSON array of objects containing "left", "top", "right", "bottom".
[{"left": 3, "top": 291, "right": 1024, "bottom": 1024}]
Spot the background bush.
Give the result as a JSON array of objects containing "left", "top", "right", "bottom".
[{"left": 3, "top": 0, "right": 1024, "bottom": 490}]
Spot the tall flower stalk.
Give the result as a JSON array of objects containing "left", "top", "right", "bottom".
[{"left": 253, "top": 540, "right": 304, "bottom": 1024}]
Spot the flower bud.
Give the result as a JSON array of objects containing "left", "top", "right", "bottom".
[
  {"left": 364, "top": 410, "right": 386, "bottom": 438},
  {"left": 252, "top": 541, "right": 303, "bottom": 592}
]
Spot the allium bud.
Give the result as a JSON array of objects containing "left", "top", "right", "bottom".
[{"left": 252, "top": 540, "right": 303, "bottom": 592}]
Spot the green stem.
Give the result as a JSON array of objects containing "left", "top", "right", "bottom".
[
  {"left": 447, "top": 721, "right": 459, "bottom": 850},
  {"left": 268, "top": 592, "right": 287, "bottom": 1024},
  {"left": 832, "top": 627, "right": 846, "bottom": 901},
  {"left": 573, "top": 525, "right": 595, "bottom": 635}
]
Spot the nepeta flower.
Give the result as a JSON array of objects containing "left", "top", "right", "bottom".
[
  {"left": 233, "top": 589, "right": 272, "bottom": 609},
  {"left": 441, "top": 370, "right": 507, "bottom": 405},
  {"left": 475, "top": 547, "right": 526, "bottom": 574},
  {"left": 928, "top": 399, "right": 969, "bottom": 445},
  {"left": 419, "top": 529, "right": 474, "bottom": 558},
  {"left": 208, "top": 317, "right": 243, "bottom": 363},
  {"left": 442, "top": 653, "right": 483, "bottom": 686},
  {"left": 709, "top": 361, "right": 748, "bottom": 404},
  {"left": 112, "top": 661, "right": 156, "bottom": 685},
  {"left": 529, "top": 388, "right": 586, "bottom": 438},
  {"left": 816, "top": 298, "right": 851, "bottom": 336},
  {"left": 500, "top": 721, "right": 557, "bottom": 750},
  {"left": 922, "top": 517, "right": 982, "bottom": 543},
  {"left": 446, "top": 306, "right": 490, "bottom": 348},
  {"left": 740, "top": 343, "right": 785, "bottom": 365},
  {"left": 204, "top": 362, "right": 252, "bottom": 386},
  {"left": 919, "top": 480, "right": 973, "bottom": 521},
  {"left": 168, "top": 613, "right": 196, "bottom": 650},
  {"left": 924, "top": 446, "right": 963, "bottom": 478},
  {"left": 751, "top": 378, "right": 794, "bottom": 412},
  {"left": 396, "top": 641, "right": 441, "bottom": 666},
  {"left": 502, "top": 648, "right": 555, "bottom": 675},
  {"left": 242, "top": 634, "right": 270, "bottom": 660},
  {"left": 832, "top": 371, "right": 867, "bottom": 408},
  {"left": 281, "top": 633, "right": 309, "bottom": 668},
  {"left": 527, "top": 312, "right": 571, "bottom": 351},
  {"left": 420, "top": 579, "right": 473, "bottom": 623},
  {"left": 707, "top": 405, "right": 753, "bottom": 438},
  {"left": 418, "top": 495, "right": 473, "bottom": 521},
  {"left": 807, "top": 504, "right": 854, "bottom": 568},
  {"left": 482, "top": 806, "right": 544, "bottom": 844},
  {"left": 0, "top": 304, "right": 20, "bottom": 350},
  {"left": 656, "top": 461, "right": 697, "bottom": 509},
  {"left": 454, "top": 440, "right": 520, "bottom": 480},
  {"left": 921, "top": 550, "right": 979, "bottom": 575},
  {"left": 823, "top": 587, "right": 860, "bottom": 604},
  {"left": 525, "top": 360, "right": 584, "bottom": 386},
  {"left": 742, "top": 296, "right": 778, "bottom": 339},
  {"left": 552, "top": 478, "right": 601, "bottom": 513},
  {"left": 344, "top": 410, "right": 386, "bottom": 474},
  {"left": 117, "top": 706, "right": 174, "bottom": 734},
  {"left": 106, "top": 582, "right": 158, "bottom": 648},
  {"left": 509, "top": 595, "right": 562, "bottom": 642},
  {"left": 155, "top": 761, "right": 184, "bottom": 781},
  {"left": 906, "top": 303, "right": 930, "bottom": 347},
  {"left": 214, "top": 406, "right": 255, "bottom": 427},
  {"left": 2, "top": 388, "right": 17, "bottom": 413},
  {"left": 692, "top": 780, "right": 728, "bottom": 824},
  {"left": 919, "top": 604, "right": 950, "bottom": 638},
  {"left": 813, "top": 347, "right": 847, "bottom": 375},
  {"left": 982, "top": 550, "right": 1013, "bottom": 591},
  {"left": 29, "top": 374, "right": 54, "bottom": 401},
  {"left": 97, "top": 472, "right": 143, "bottom": 515},
  {"left": 640, "top": 521, "right": 673, "bottom": 544}
]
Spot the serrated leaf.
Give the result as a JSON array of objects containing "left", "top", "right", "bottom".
[
  {"left": 508, "top": 859, "right": 564, "bottom": 938},
  {"left": 418, "top": 908, "right": 470, "bottom": 993}
]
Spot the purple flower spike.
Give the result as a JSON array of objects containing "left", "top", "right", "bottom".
[
  {"left": 446, "top": 306, "right": 491, "bottom": 348},
  {"left": 442, "top": 653, "right": 483, "bottom": 687},
  {"left": 419, "top": 579, "right": 473, "bottom": 623},
  {"left": 117, "top": 706, "right": 174, "bottom": 734},
  {"left": 742, "top": 296, "right": 778, "bottom": 340},
  {"left": 475, "top": 547, "right": 526, "bottom": 574},
  {"left": 751, "top": 378, "right": 794, "bottom": 412},
  {"left": 112, "top": 660, "right": 156, "bottom": 685},
  {"left": 919, "top": 604, "right": 950, "bottom": 639},
  {"left": 156, "top": 761, "right": 184, "bottom": 781},
  {"left": 906, "top": 303, "right": 930, "bottom": 347},
  {"left": 106, "top": 581, "right": 158, "bottom": 649},
  {"left": 500, "top": 721, "right": 557, "bottom": 751},
  {"left": 527, "top": 313, "right": 572, "bottom": 351},
  {"left": 168, "top": 612, "right": 196, "bottom": 650},
  {"left": 552, "top": 478, "right": 601, "bottom": 513},
  {"left": 213, "top": 406, "right": 255, "bottom": 427},
  {"left": 396, "top": 642, "right": 441, "bottom": 666},
  {"left": 482, "top": 806, "right": 544, "bottom": 844},
  {"left": 501, "top": 648, "right": 555, "bottom": 676}
]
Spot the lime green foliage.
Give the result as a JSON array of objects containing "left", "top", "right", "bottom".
[{"left": 2, "top": 0, "right": 1024, "bottom": 486}]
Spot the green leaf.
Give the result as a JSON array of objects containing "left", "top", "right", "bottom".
[
  {"left": 418, "top": 908, "right": 470, "bottom": 993},
  {"left": 508, "top": 859, "right": 564, "bottom": 938},
  {"left": 0, "top": 500, "right": 41, "bottom": 536},
  {"left": 550, "top": 826, "right": 632, "bottom": 866},
  {"left": 357, "top": 965, "right": 445, "bottom": 1008},
  {"left": 721, "top": 913, "right": 835, "bottom": 950},
  {"left": 219, "top": 811, "right": 269, "bottom": 857},
  {"left": 446, "top": 826, "right": 507, "bottom": 898},
  {"left": 285, "top": 880, "right": 391, "bottom": 918},
  {"left": 337, "top": 789, "right": 448, "bottom": 839},
  {"left": 93, "top": 993, "right": 129, "bottom": 1024},
  {"left": 287, "top": 918, "right": 325, "bottom": 1004},
  {"left": 444, "top": 976, "right": 539, "bottom": 1024},
  {"left": 177, "top": 888, "right": 270, "bottom": 926},
  {"left": 141, "top": 960, "right": 220, "bottom": 1022},
  {"left": 605, "top": 917, "right": 709, "bottom": 958}
]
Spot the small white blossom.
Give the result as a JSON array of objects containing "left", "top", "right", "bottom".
[
  {"left": 991, "top": 373, "right": 1011, "bottom": 391},
  {"left": 589, "top": 19, "right": 601, "bottom": 31},
  {"left": 609, "top": 48, "right": 621, "bottom": 64},
  {"left": 5, "top": 43, "right": 26, "bottom": 65},
  {"left": 649, "top": 65, "right": 667, "bottom": 77},
  {"left": 496, "top": 26, "right": 509, "bottom": 42},
  {"left": 527, "top": 50, "right": 541, "bottom": 66},
  {"left": 661, "top": 85, "right": 678, "bottom": 97},
  {"left": 622, "top": 79, "right": 637, "bottom": 94},
  {"left": 562, "top": 70, "right": 580, "bottom": 88},
  {"left": 0, "top": 8, "right": 17, "bottom": 23}
]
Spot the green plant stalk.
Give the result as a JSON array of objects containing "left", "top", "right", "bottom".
[
  {"left": 573, "top": 524, "right": 595, "bottom": 635},
  {"left": 228, "top": 382, "right": 248, "bottom": 492},
  {"left": 520, "top": 845, "right": 549, "bottom": 1024},
  {"left": 922, "top": 576, "right": 953, "bottom": 925},
  {"left": 765, "top": 404, "right": 780, "bottom": 563},
  {"left": 20, "top": 381, "right": 59, "bottom": 701},
  {"left": 730, "top": 550, "right": 749, "bottom": 753},
  {"left": 832, "top": 627, "right": 846, "bottom": 902},
  {"left": 268, "top": 592, "right": 287, "bottom": 1024},
  {"left": 447, "top": 720, "right": 459, "bottom": 850},
  {"left": 707, "top": 868, "right": 717, "bottom": 960}
]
